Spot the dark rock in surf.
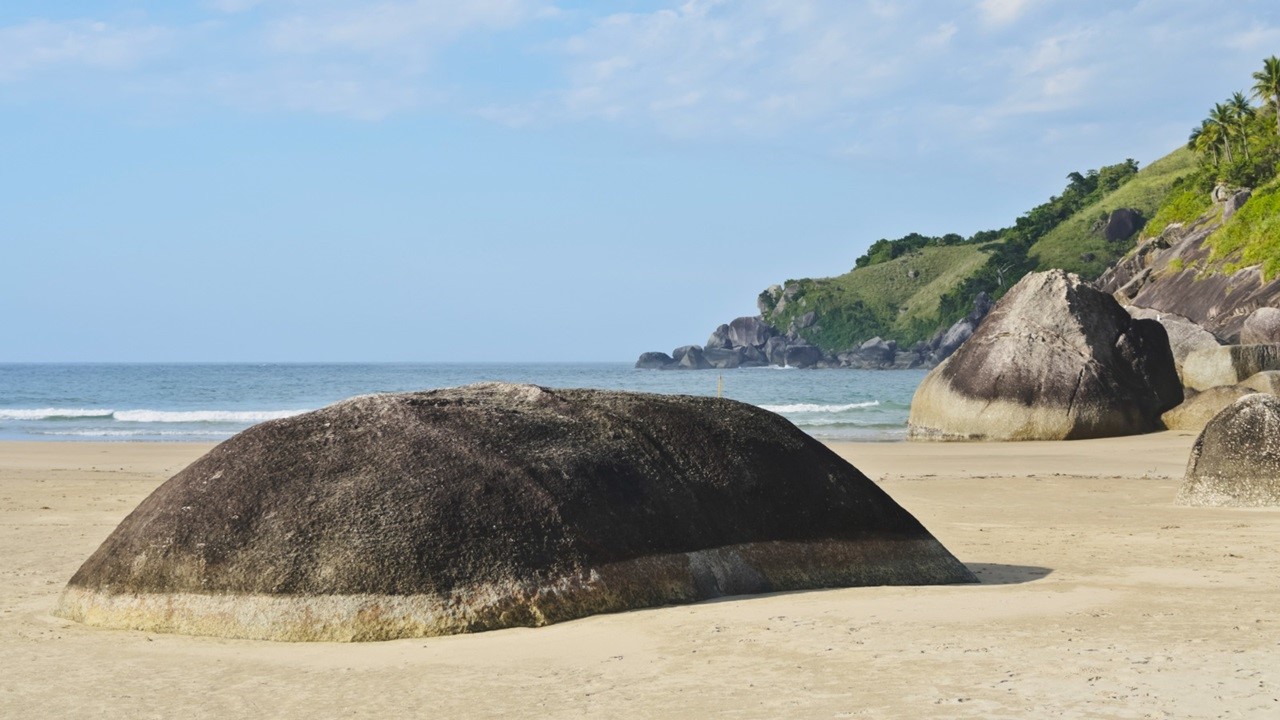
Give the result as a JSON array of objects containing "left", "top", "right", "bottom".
[{"left": 635, "top": 351, "right": 676, "bottom": 369}]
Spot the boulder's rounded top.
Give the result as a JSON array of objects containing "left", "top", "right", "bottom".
[{"left": 1179, "top": 392, "right": 1280, "bottom": 506}]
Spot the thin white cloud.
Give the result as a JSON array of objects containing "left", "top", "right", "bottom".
[
  {"left": 0, "top": 19, "right": 171, "bottom": 83},
  {"left": 265, "top": 0, "right": 539, "bottom": 57},
  {"left": 977, "top": 0, "right": 1031, "bottom": 27},
  {"left": 558, "top": 1, "right": 949, "bottom": 136}
]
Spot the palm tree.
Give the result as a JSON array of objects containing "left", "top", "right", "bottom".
[
  {"left": 1228, "top": 91, "right": 1255, "bottom": 159},
  {"left": 1208, "top": 103, "right": 1236, "bottom": 163},
  {"left": 1189, "top": 119, "right": 1221, "bottom": 164},
  {"left": 1252, "top": 56, "right": 1280, "bottom": 133}
]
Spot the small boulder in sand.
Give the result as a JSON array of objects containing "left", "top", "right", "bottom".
[
  {"left": 57, "top": 383, "right": 975, "bottom": 642},
  {"left": 1177, "top": 393, "right": 1280, "bottom": 506},
  {"left": 1161, "top": 385, "right": 1254, "bottom": 432},
  {"left": 909, "top": 270, "right": 1182, "bottom": 441}
]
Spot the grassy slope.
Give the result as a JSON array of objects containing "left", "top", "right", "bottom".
[
  {"left": 1029, "top": 147, "right": 1198, "bottom": 277},
  {"left": 1208, "top": 177, "right": 1280, "bottom": 278},
  {"left": 777, "top": 245, "right": 988, "bottom": 351}
]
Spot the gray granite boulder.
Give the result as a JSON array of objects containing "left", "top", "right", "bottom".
[
  {"left": 703, "top": 346, "right": 746, "bottom": 369},
  {"left": 56, "top": 383, "right": 975, "bottom": 641},
  {"left": 727, "top": 316, "right": 777, "bottom": 349},
  {"left": 1177, "top": 393, "right": 1280, "bottom": 506},
  {"left": 673, "top": 345, "right": 712, "bottom": 370},
  {"left": 784, "top": 344, "right": 824, "bottom": 369},
  {"left": 909, "top": 270, "right": 1182, "bottom": 441},
  {"left": 1240, "top": 307, "right": 1280, "bottom": 345},
  {"left": 635, "top": 351, "right": 675, "bottom": 370},
  {"left": 1181, "top": 344, "right": 1280, "bottom": 391},
  {"left": 1125, "top": 307, "right": 1222, "bottom": 383}
]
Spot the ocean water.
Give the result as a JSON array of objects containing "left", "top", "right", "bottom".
[{"left": 0, "top": 363, "right": 927, "bottom": 443}]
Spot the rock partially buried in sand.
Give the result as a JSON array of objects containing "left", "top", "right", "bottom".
[
  {"left": 1177, "top": 393, "right": 1280, "bottom": 506},
  {"left": 1161, "top": 385, "right": 1254, "bottom": 432},
  {"left": 908, "top": 270, "right": 1182, "bottom": 441},
  {"left": 57, "top": 383, "right": 975, "bottom": 641}
]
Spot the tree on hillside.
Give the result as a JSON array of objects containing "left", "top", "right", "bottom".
[
  {"left": 1208, "top": 103, "right": 1237, "bottom": 163},
  {"left": 1228, "top": 91, "right": 1256, "bottom": 159},
  {"left": 1252, "top": 55, "right": 1280, "bottom": 134}
]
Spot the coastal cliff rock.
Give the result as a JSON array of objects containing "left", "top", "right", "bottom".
[
  {"left": 908, "top": 270, "right": 1182, "bottom": 441},
  {"left": 1095, "top": 193, "right": 1280, "bottom": 343},
  {"left": 56, "top": 383, "right": 976, "bottom": 641},
  {"left": 1178, "top": 393, "right": 1280, "bottom": 506}
]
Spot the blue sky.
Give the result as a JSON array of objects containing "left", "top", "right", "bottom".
[{"left": 4, "top": 0, "right": 1279, "bottom": 361}]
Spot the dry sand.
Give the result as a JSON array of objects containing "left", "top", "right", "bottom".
[{"left": 2, "top": 433, "right": 1278, "bottom": 719}]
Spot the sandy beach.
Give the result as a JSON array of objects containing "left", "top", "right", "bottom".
[{"left": 2, "top": 433, "right": 1277, "bottom": 719}]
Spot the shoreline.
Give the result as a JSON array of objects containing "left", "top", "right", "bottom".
[{"left": 4, "top": 433, "right": 1278, "bottom": 718}]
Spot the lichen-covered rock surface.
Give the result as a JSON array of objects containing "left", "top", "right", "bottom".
[
  {"left": 58, "top": 383, "right": 974, "bottom": 641},
  {"left": 1178, "top": 393, "right": 1280, "bottom": 506},
  {"left": 909, "top": 270, "right": 1182, "bottom": 441}
]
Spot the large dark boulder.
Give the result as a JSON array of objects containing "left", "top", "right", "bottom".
[
  {"left": 764, "top": 336, "right": 790, "bottom": 366},
  {"left": 635, "top": 351, "right": 675, "bottom": 370},
  {"left": 673, "top": 345, "right": 712, "bottom": 370},
  {"left": 727, "top": 316, "right": 777, "bottom": 349},
  {"left": 1103, "top": 208, "right": 1143, "bottom": 242},
  {"left": 909, "top": 270, "right": 1183, "bottom": 441},
  {"left": 856, "top": 337, "right": 897, "bottom": 367},
  {"left": 705, "top": 324, "right": 733, "bottom": 350},
  {"left": 703, "top": 346, "right": 745, "bottom": 369},
  {"left": 1125, "top": 307, "right": 1221, "bottom": 384},
  {"left": 56, "top": 384, "right": 975, "bottom": 641},
  {"left": 784, "top": 344, "right": 824, "bottom": 368},
  {"left": 1178, "top": 393, "right": 1280, "bottom": 506}
]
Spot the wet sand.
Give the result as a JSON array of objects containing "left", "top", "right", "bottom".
[{"left": 2, "top": 433, "right": 1277, "bottom": 718}]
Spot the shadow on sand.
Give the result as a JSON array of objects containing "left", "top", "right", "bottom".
[{"left": 965, "top": 563, "right": 1053, "bottom": 585}]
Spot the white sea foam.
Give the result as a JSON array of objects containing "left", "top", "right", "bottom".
[
  {"left": 112, "top": 409, "right": 308, "bottom": 423},
  {"left": 35, "top": 430, "right": 237, "bottom": 438},
  {"left": 0, "top": 408, "right": 115, "bottom": 420},
  {"left": 759, "top": 401, "right": 880, "bottom": 414}
]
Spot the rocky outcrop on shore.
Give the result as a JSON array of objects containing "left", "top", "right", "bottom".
[
  {"left": 56, "top": 383, "right": 975, "bottom": 641},
  {"left": 1178, "top": 393, "right": 1280, "bottom": 506},
  {"left": 636, "top": 292, "right": 994, "bottom": 371},
  {"left": 908, "top": 270, "right": 1183, "bottom": 441},
  {"left": 1096, "top": 188, "right": 1280, "bottom": 343}
]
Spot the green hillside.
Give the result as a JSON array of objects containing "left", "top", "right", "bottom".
[
  {"left": 767, "top": 245, "right": 989, "bottom": 350},
  {"left": 1029, "top": 147, "right": 1198, "bottom": 277}
]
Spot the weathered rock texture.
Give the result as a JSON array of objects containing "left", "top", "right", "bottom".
[
  {"left": 1241, "top": 307, "right": 1280, "bottom": 345},
  {"left": 909, "top": 270, "right": 1182, "bottom": 441},
  {"left": 1242, "top": 370, "right": 1280, "bottom": 395},
  {"left": 1177, "top": 393, "right": 1280, "bottom": 506},
  {"left": 57, "top": 383, "right": 975, "bottom": 641},
  {"left": 1181, "top": 344, "right": 1280, "bottom": 392},
  {"left": 1096, "top": 194, "right": 1280, "bottom": 343},
  {"left": 1125, "top": 307, "right": 1221, "bottom": 383},
  {"left": 1161, "top": 386, "right": 1254, "bottom": 432}
]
